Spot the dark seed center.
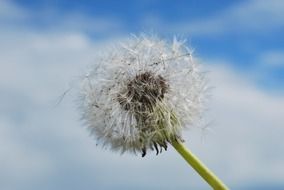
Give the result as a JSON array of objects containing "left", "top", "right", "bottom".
[{"left": 118, "top": 71, "right": 168, "bottom": 111}]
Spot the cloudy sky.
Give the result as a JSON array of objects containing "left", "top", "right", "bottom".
[{"left": 1, "top": 0, "right": 284, "bottom": 189}]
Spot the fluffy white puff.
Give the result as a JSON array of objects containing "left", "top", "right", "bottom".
[{"left": 79, "top": 35, "right": 207, "bottom": 156}]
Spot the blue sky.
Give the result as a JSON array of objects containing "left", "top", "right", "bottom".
[
  {"left": 6, "top": 0, "right": 284, "bottom": 91},
  {"left": 1, "top": 0, "right": 284, "bottom": 190}
]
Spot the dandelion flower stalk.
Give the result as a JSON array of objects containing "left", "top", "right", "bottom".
[
  {"left": 79, "top": 35, "right": 229, "bottom": 189},
  {"left": 172, "top": 140, "right": 229, "bottom": 189}
]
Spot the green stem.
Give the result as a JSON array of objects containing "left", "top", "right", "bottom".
[{"left": 171, "top": 140, "right": 229, "bottom": 190}]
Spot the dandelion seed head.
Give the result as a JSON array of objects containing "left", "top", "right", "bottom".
[{"left": 79, "top": 35, "right": 207, "bottom": 156}]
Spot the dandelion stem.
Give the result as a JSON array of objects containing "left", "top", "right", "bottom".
[{"left": 171, "top": 140, "right": 229, "bottom": 190}]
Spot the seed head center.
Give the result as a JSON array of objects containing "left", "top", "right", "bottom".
[{"left": 118, "top": 71, "right": 169, "bottom": 111}]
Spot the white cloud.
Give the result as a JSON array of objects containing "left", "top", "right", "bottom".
[
  {"left": 0, "top": 0, "right": 28, "bottom": 20},
  {"left": 1, "top": 30, "right": 284, "bottom": 189},
  {"left": 152, "top": 0, "right": 284, "bottom": 36},
  {"left": 0, "top": 117, "right": 55, "bottom": 190},
  {"left": 205, "top": 64, "right": 284, "bottom": 184},
  {"left": 1, "top": 1, "right": 284, "bottom": 190},
  {"left": 0, "top": 0, "right": 125, "bottom": 37},
  {"left": 56, "top": 14, "right": 124, "bottom": 35},
  {"left": 259, "top": 50, "right": 284, "bottom": 67}
]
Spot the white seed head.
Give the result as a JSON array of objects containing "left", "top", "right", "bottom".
[{"left": 79, "top": 35, "right": 207, "bottom": 156}]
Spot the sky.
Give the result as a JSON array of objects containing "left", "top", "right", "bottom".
[{"left": 0, "top": 0, "right": 284, "bottom": 190}]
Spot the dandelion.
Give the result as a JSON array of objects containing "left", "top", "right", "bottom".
[{"left": 79, "top": 35, "right": 228, "bottom": 189}]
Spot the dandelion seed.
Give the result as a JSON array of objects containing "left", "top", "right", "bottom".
[
  {"left": 79, "top": 35, "right": 205, "bottom": 156},
  {"left": 78, "top": 34, "right": 228, "bottom": 189}
]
